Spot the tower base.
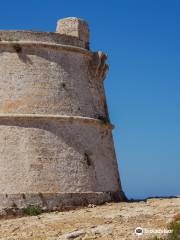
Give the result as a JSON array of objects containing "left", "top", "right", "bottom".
[{"left": 0, "top": 191, "right": 127, "bottom": 214}]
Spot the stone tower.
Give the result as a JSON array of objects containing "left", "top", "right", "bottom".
[{"left": 0, "top": 17, "right": 126, "bottom": 210}]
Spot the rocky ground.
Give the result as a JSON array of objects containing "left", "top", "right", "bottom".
[{"left": 0, "top": 197, "right": 179, "bottom": 240}]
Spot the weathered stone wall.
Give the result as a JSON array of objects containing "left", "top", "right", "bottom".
[
  {"left": 0, "top": 44, "right": 107, "bottom": 119},
  {"left": 0, "top": 116, "right": 120, "bottom": 193},
  {"left": 0, "top": 17, "right": 125, "bottom": 209},
  {"left": 0, "top": 30, "right": 88, "bottom": 49}
]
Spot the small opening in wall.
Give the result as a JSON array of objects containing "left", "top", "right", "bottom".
[
  {"left": 22, "top": 193, "right": 26, "bottom": 199},
  {"left": 13, "top": 44, "right": 22, "bottom": 53},
  {"left": 61, "top": 82, "right": 66, "bottom": 88},
  {"left": 84, "top": 152, "right": 92, "bottom": 166}
]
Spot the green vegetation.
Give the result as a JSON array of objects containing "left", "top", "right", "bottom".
[
  {"left": 23, "top": 205, "right": 42, "bottom": 216},
  {"left": 149, "top": 218, "right": 180, "bottom": 240}
]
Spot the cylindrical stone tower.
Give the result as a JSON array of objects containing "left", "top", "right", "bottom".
[{"left": 0, "top": 17, "right": 126, "bottom": 210}]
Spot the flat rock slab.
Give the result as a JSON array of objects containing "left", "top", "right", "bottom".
[{"left": 0, "top": 198, "right": 179, "bottom": 240}]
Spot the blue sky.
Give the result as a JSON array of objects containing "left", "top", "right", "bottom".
[{"left": 0, "top": 0, "right": 179, "bottom": 199}]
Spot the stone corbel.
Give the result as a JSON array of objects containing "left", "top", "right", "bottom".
[{"left": 93, "top": 51, "right": 109, "bottom": 81}]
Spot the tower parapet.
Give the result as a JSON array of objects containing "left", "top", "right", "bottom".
[
  {"left": 56, "top": 17, "right": 90, "bottom": 49},
  {"left": 0, "top": 17, "right": 126, "bottom": 211}
]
